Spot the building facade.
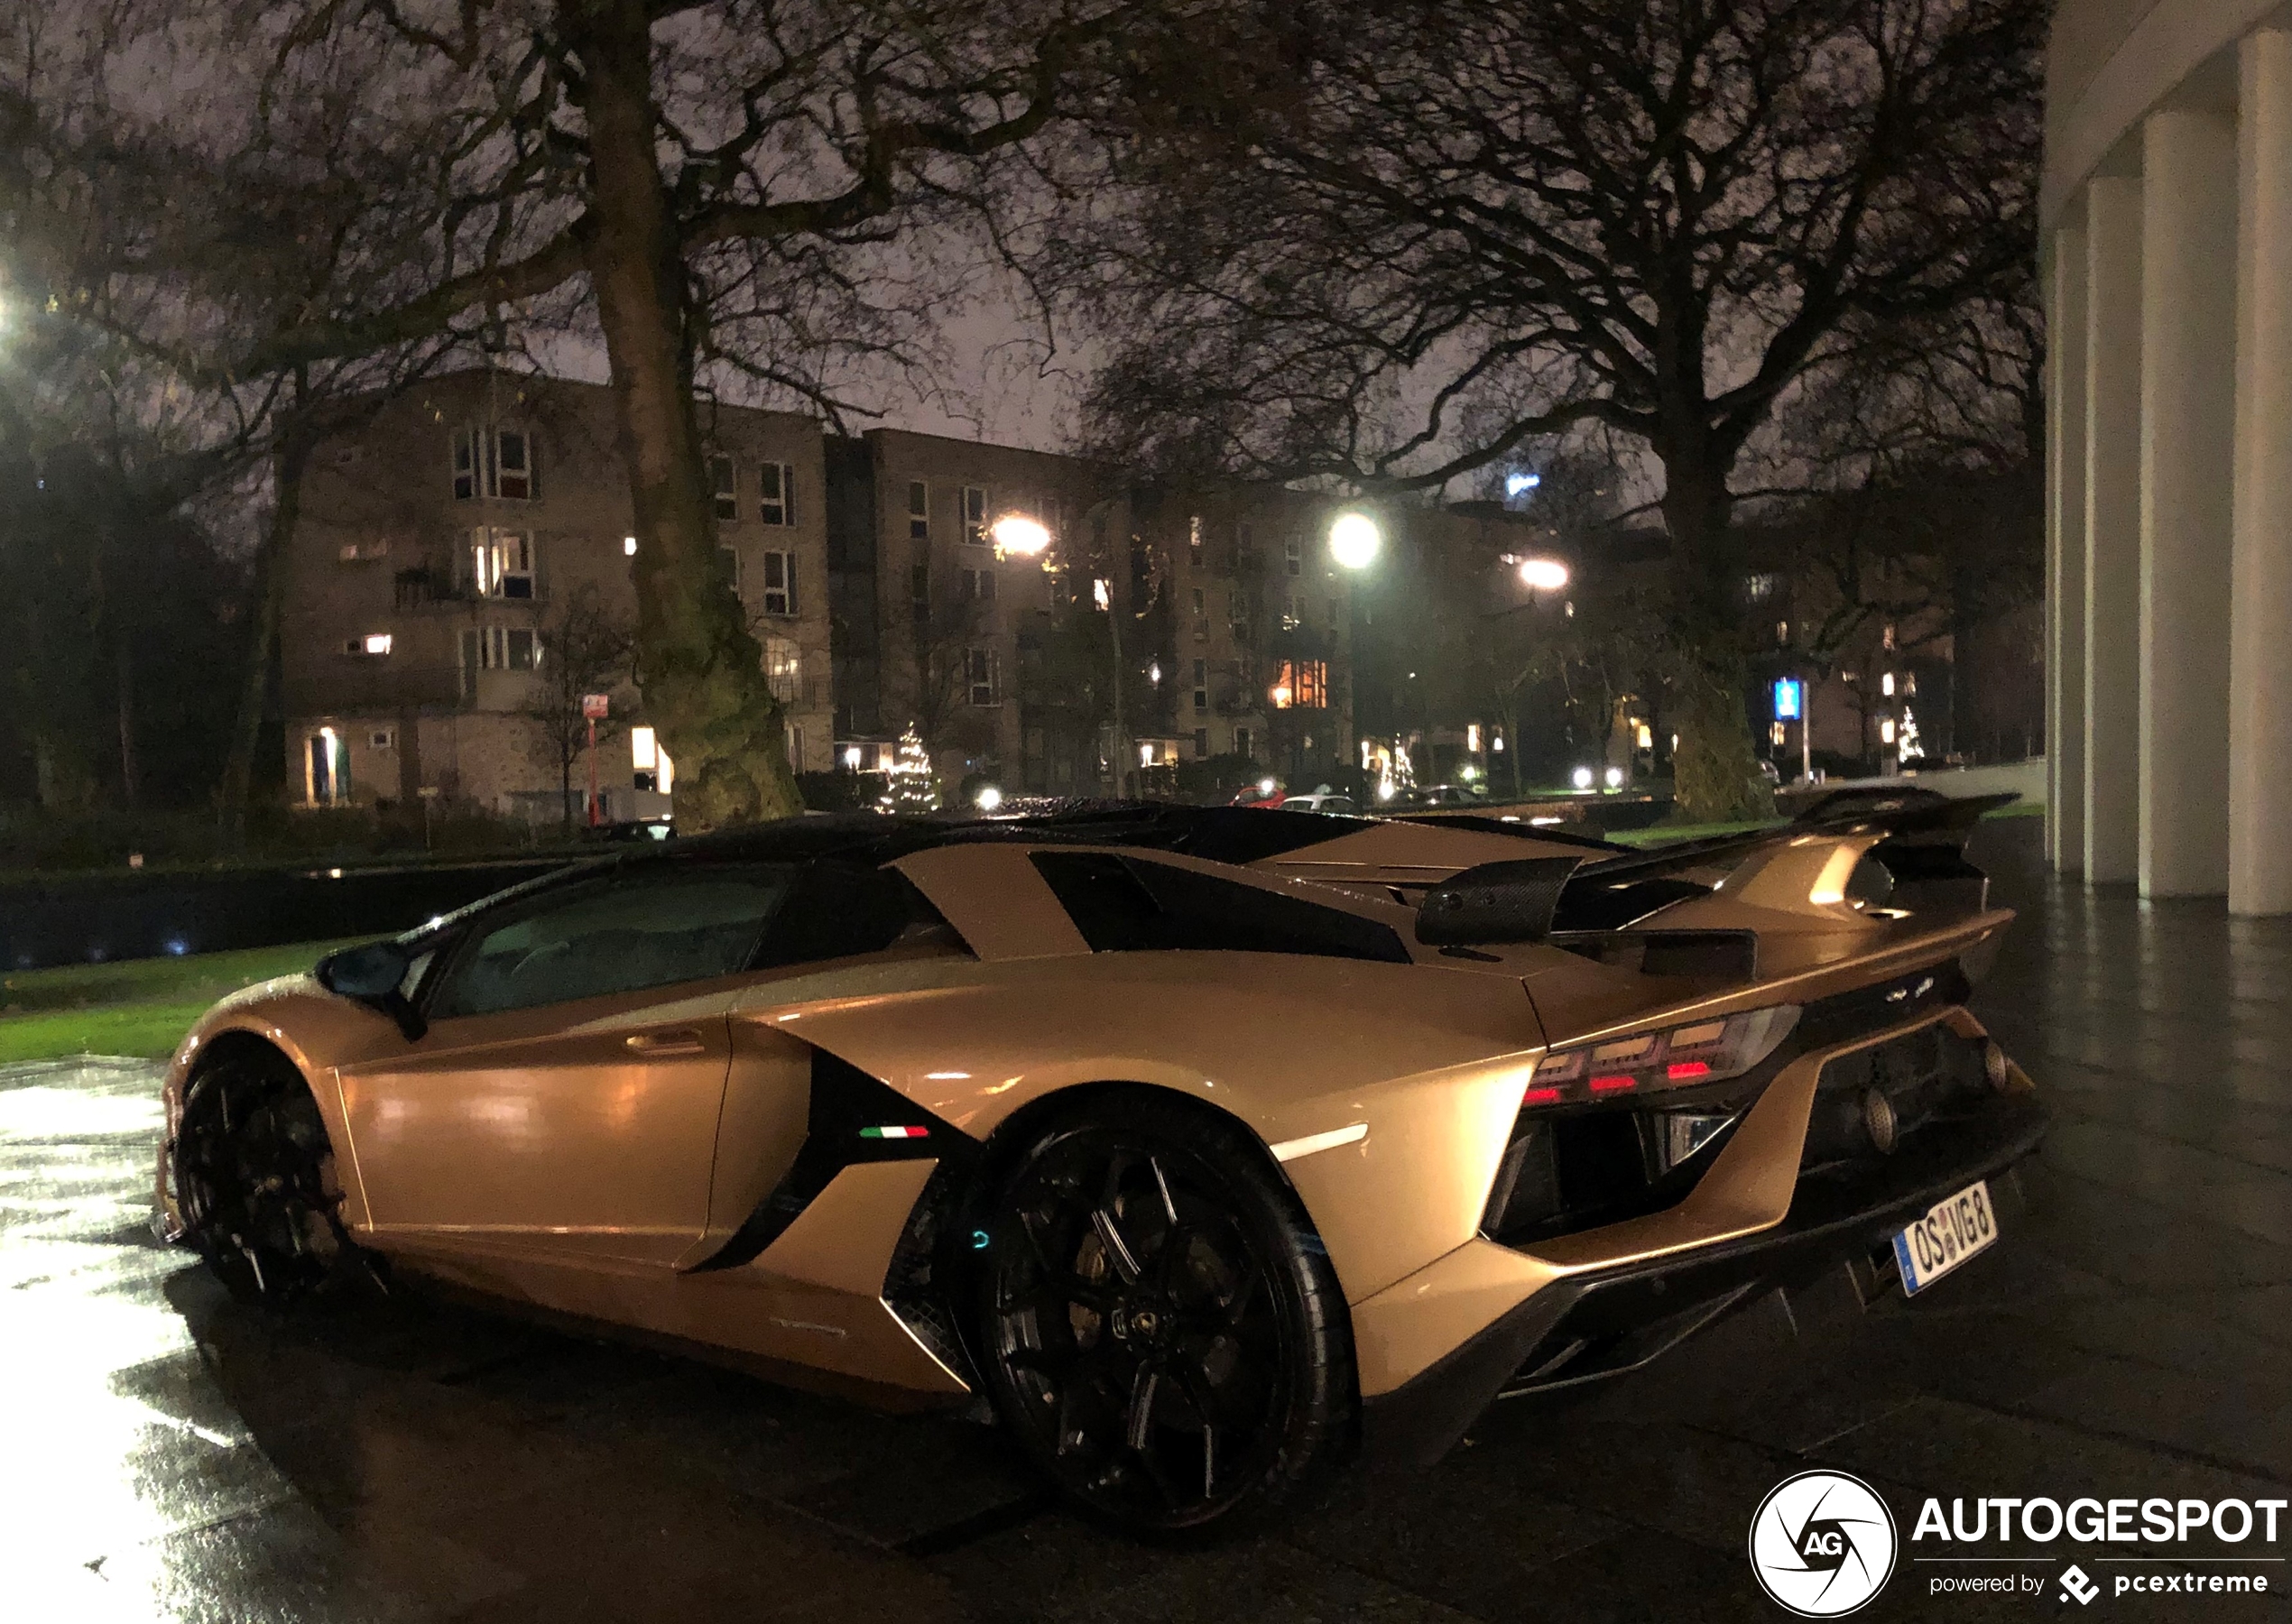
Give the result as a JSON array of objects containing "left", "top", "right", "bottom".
[
  {"left": 285, "top": 376, "right": 1362, "bottom": 817},
  {"left": 283, "top": 372, "right": 833, "bottom": 821},
  {"left": 2046, "top": 0, "right": 2292, "bottom": 913}
]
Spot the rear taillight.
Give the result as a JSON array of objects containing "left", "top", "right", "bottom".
[{"left": 1530, "top": 1005, "right": 1800, "bottom": 1106}]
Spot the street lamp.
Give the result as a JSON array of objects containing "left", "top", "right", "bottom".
[
  {"left": 990, "top": 512, "right": 1050, "bottom": 559},
  {"left": 1328, "top": 511, "right": 1382, "bottom": 570},
  {"left": 1518, "top": 556, "right": 1569, "bottom": 592}
]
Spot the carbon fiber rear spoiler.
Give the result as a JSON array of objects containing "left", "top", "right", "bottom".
[{"left": 1416, "top": 788, "right": 2016, "bottom": 946}]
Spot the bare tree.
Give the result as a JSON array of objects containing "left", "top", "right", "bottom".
[
  {"left": 522, "top": 584, "right": 637, "bottom": 831},
  {"left": 1064, "top": 0, "right": 2043, "bottom": 819},
  {"left": 66, "top": 0, "right": 1133, "bottom": 833}
]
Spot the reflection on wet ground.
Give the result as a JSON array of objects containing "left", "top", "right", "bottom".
[{"left": 1, "top": 822, "right": 2286, "bottom": 1621}]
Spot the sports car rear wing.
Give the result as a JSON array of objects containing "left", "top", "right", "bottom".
[{"left": 1416, "top": 788, "right": 2015, "bottom": 948}]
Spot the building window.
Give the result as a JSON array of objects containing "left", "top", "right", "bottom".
[
  {"left": 305, "top": 728, "right": 347, "bottom": 805},
  {"left": 1192, "top": 659, "right": 1207, "bottom": 714},
  {"left": 631, "top": 725, "right": 674, "bottom": 793},
  {"left": 343, "top": 632, "right": 393, "bottom": 657},
  {"left": 962, "top": 485, "right": 988, "bottom": 547},
  {"left": 759, "top": 461, "right": 795, "bottom": 527},
  {"left": 1746, "top": 571, "right": 1777, "bottom": 602},
  {"left": 1882, "top": 622, "right": 1897, "bottom": 651},
  {"left": 1271, "top": 659, "right": 1326, "bottom": 709},
  {"left": 1280, "top": 588, "right": 1299, "bottom": 632},
  {"left": 717, "top": 544, "right": 743, "bottom": 594},
  {"left": 711, "top": 455, "right": 738, "bottom": 521},
  {"left": 763, "top": 636, "right": 800, "bottom": 704},
  {"left": 787, "top": 724, "right": 804, "bottom": 774},
  {"left": 908, "top": 480, "right": 930, "bottom": 541},
  {"left": 966, "top": 646, "right": 1000, "bottom": 706},
  {"left": 1234, "top": 725, "right": 1253, "bottom": 761},
  {"left": 1284, "top": 533, "right": 1301, "bottom": 576},
  {"left": 962, "top": 567, "right": 996, "bottom": 603},
  {"left": 462, "top": 624, "right": 538, "bottom": 678},
  {"left": 369, "top": 727, "right": 396, "bottom": 751},
  {"left": 452, "top": 426, "right": 536, "bottom": 501},
  {"left": 469, "top": 529, "right": 535, "bottom": 598},
  {"left": 1193, "top": 727, "right": 1209, "bottom": 758},
  {"left": 337, "top": 540, "right": 390, "bottom": 563},
  {"left": 761, "top": 549, "right": 797, "bottom": 615},
  {"left": 1188, "top": 515, "right": 1204, "bottom": 567},
  {"left": 911, "top": 563, "right": 929, "bottom": 623}
]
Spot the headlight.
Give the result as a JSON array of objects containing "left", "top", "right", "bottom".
[{"left": 1527, "top": 1005, "right": 1800, "bottom": 1105}]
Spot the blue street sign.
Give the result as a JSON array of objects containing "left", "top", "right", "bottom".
[{"left": 1773, "top": 678, "right": 1803, "bottom": 721}]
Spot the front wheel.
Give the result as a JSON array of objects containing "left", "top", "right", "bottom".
[
  {"left": 172, "top": 1048, "right": 365, "bottom": 1303},
  {"left": 971, "top": 1093, "right": 1356, "bottom": 1535}
]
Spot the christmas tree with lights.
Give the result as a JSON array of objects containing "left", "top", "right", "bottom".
[{"left": 883, "top": 724, "right": 942, "bottom": 813}]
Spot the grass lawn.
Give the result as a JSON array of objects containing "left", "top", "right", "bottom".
[{"left": 0, "top": 938, "right": 369, "bottom": 1066}]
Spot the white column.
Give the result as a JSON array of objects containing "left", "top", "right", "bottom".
[
  {"left": 2140, "top": 104, "right": 2238, "bottom": 898},
  {"left": 2232, "top": 29, "right": 2292, "bottom": 916},
  {"left": 2084, "top": 174, "right": 2143, "bottom": 883},
  {"left": 2048, "top": 217, "right": 2090, "bottom": 875}
]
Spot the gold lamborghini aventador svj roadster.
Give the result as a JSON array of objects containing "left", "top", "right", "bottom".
[{"left": 157, "top": 791, "right": 2045, "bottom": 1533}]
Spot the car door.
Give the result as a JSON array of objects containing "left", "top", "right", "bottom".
[{"left": 338, "top": 863, "right": 796, "bottom": 1269}]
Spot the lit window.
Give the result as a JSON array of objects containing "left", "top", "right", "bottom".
[
  {"left": 1881, "top": 671, "right": 1896, "bottom": 697},
  {"left": 759, "top": 462, "right": 794, "bottom": 527},
  {"left": 762, "top": 550, "right": 796, "bottom": 615},
  {"left": 344, "top": 633, "right": 393, "bottom": 657},
  {"left": 1188, "top": 515, "right": 1203, "bottom": 566},
  {"left": 763, "top": 637, "right": 799, "bottom": 704},
  {"left": 1746, "top": 572, "right": 1777, "bottom": 602},
  {"left": 1467, "top": 724, "right": 1483, "bottom": 753},
  {"left": 1093, "top": 577, "right": 1112, "bottom": 611},
  {"left": 962, "top": 485, "right": 988, "bottom": 546},
  {"left": 1270, "top": 659, "right": 1326, "bottom": 709},
  {"left": 1881, "top": 718, "right": 1898, "bottom": 745},
  {"left": 1882, "top": 623, "right": 1897, "bottom": 651},
  {"left": 632, "top": 726, "right": 657, "bottom": 770},
  {"left": 624, "top": 535, "right": 637, "bottom": 556},
  {"left": 469, "top": 529, "right": 535, "bottom": 598},
  {"left": 711, "top": 455, "right": 737, "bottom": 521}
]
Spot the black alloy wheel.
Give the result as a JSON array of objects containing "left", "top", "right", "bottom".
[
  {"left": 974, "top": 1094, "right": 1355, "bottom": 1534},
  {"left": 172, "top": 1049, "right": 365, "bottom": 1304}
]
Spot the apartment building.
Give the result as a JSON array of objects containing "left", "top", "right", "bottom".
[
  {"left": 283, "top": 372, "right": 1361, "bottom": 818},
  {"left": 826, "top": 429, "right": 1360, "bottom": 797},
  {"left": 283, "top": 371, "right": 832, "bottom": 820}
]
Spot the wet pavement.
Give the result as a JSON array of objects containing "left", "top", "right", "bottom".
[{"left": 2, "top": 820, "right": 2287, "bottom": 1622}]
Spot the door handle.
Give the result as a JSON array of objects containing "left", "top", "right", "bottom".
[{"left": 625, "top": 1028, "right": 708, "bottom": 1057}]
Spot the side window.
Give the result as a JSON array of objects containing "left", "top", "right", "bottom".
[
  {"left": 750, "top": 863, "right": 966, "bottom": 969},
  {"left": 429, "top": 869, "right": 794, "bottom": 1019}
]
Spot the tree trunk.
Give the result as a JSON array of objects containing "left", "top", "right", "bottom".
[
  {"left": 1657, "top": 438, "right": 1775, "bottom": 825},
  {"left": 116, "top": 632, "right": 138, "bottom": 808},
  {"left": 567, "top": 0, "right": 799, "bottom": 834},
  {"left": 219, "top": 405, "right": 316, "bottom": 850}
]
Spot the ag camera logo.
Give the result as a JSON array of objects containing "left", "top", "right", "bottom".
[{"left": 1749, "top": 1471, "right": 1898, "bottom": 1617}]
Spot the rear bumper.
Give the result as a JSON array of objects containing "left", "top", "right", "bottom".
[{"left": 1359, "top": 1087, "right": 2047, "bottom": 1469}]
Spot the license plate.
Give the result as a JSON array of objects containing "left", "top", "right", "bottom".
[{"left": 1891, "top": 1179, "right": 1998, "bottom": 1295}]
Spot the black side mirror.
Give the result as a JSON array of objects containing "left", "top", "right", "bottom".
[{"left": 315, "top": 941, "right": 427, "bottom": 1040}]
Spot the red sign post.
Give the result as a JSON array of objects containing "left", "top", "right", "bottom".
[{"left": 581, "top": 694, "right": 610, "bottom": 825}]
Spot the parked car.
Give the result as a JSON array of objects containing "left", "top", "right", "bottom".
[
  {"left": 1278, "top": 786, "right": 1359, "bottom": 816},
  {"left": 160, "top": 793, "right": 2042, "bottom": 1535}
]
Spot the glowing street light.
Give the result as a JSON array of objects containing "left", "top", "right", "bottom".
[
  {"left": 975, "top": 785, "right": 1004, "bottom": 812},
  {"left": 1519, "top": 556, "right": 1570, "bottom": 592},
  {"left": 990, "top": 512, "right": 1050, "bottom": 558},
  {"left": 1328, "top": 512, "right": 1382, "bottom": 570}
]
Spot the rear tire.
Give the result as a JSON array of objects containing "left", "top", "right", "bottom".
[
  {"left": 970, "top": 1092, "right": 1356, "bottom": 1535},
  {"left": 172, "top": 1048, "right": 368, "bottom": 1304}
]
